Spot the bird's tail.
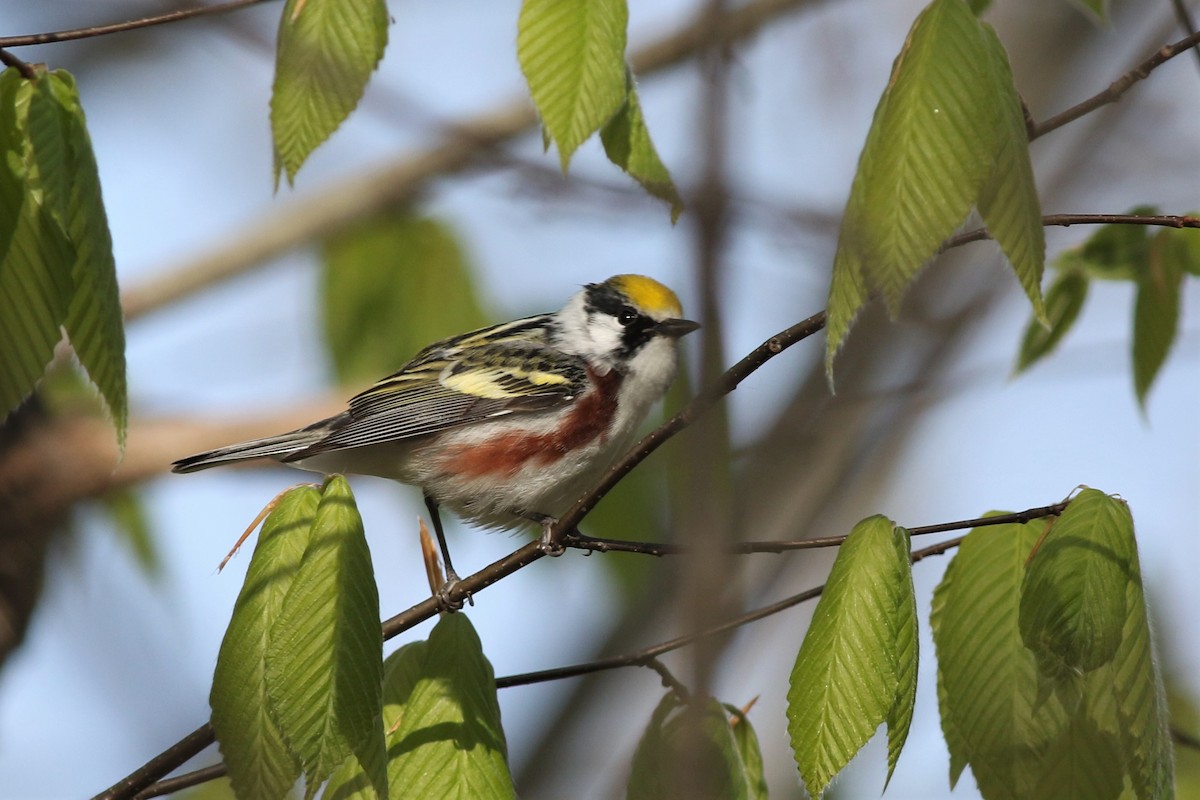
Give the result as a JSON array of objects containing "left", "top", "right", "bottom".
[{"left": 171, "top": 429, "right": 323, "bottom": 473}]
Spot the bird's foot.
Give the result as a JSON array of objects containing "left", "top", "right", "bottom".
[{"left": 433, "top": 569, "right": 473, "bottom": 612}]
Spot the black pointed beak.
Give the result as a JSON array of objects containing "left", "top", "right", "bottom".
[{"left": 656, "top": 318, "right": 701, "bottom": 338}]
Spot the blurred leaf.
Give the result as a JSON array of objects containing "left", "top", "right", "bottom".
[
  {"left": 786, "top": 515, "right": 917, "bottom": 797},
  {"left": 1015, "top": 269, "right": 1088, "bottom": 373},
  {"left": 826, "top": 0, "right": 1043, "bottom": 380},
  {"left": 1132, "top": 233, "right": 1183, "bottom": 406},
  {"left": 518, "top": 0, "right": 629, "bottom": 169},
  {"left": 1075, "top": 208, "right": 1158, "bottom": 281},
  {"left": 265, "top": 477, "right": 386, "bottom": 799},
  {"left": 600, "top": 74, "right": 683, "bottom": 222},
  {"left": 211, "top": 486, "right": 318, "bottom": 800},
  {"left": 40, "top": 71, "right": 127, "bottom": 448},
  {"left": 271, "top": 0, "right": 389, "bottom": 184},
  {"left": 100, "top": 488, "right": 158, "bottom": 576},
  {"left": 1159, "top": 222, "right": 1200, "bottom": 276},
  {"left": 931, "top": 513, "right": 1068, "bottom": 799},
  {"left": 1069, "top": 0, "right": 1110, "bottom": 24},
  {"left": 321, "top": 213, "right": 486, "bottom": 385},
  {"left": 326, "top": 613, "right": 514, "bottom": 799},
  {"left": 726, "top": 705, "right": 769, "bottom": 800},
  {"left": 966, "top": 0, "right": 992, "bottom": 12},
  {"left": 628, "top": 694, "right": 757, "bottom": 800},
  {"left": 1020, "top": 489, "right": 1133, "bottom": 680}
]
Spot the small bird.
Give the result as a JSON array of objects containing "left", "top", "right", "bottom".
[{"left": 173, "top": 274, "right": 699, "bottom": 599}]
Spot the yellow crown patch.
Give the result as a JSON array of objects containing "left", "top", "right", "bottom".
[{"left": 608, "top": 274, "right": 684, "bottom": 318}]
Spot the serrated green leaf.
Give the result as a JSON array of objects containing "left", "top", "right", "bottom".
[
  {"left": 326, "top": 613, "right": 514, "bottom": 800},
  {"left": 786, "top": 515, "right": 915, "bottom": 798},
  {"left": 321, "top": 213, "right": 485, "bottom": 385},
  {"left": 931, "top": 514, "right": 1069, "bottom": 799},
  {"left": 518, "top": 0, "right": 629, "bottom": 170},
  {"left": 41, "top": 72, "right": 127, "bottom": 449},
  {"left": 726, "top": 706, "right": 769, "bottom": 800},
  {"left": 1132, "top": 233, "right": 1183, "bottom": 406},
  {"left": 264, "top": 477, "right": 386, "bottom": 799},
  {"left": 628, "top": 695, "right": 754, "bottom": 800},
  {"left": 886, "top": 527, "right": 918, "bottom": 786},
  {"left": 271, "top": 0, "right": 389, "bottom": 184},
  {"left": 1015, "top": 269, "right": 1088, "bottom": 373},
  {"left": 211, "top": 486, "right": 319, "bottom": 800},
  {"left": 1077, "top": 209, "right": 1158, "bottom": 281},
  {"left": 976, "top": 24, "right": 1045, "bottom": 321},
  {"left": 826, "top": 0, "right": 1042, "bottom": 378},
  {"left": 1020, "top": 490, "right": 1134, "bottom": 680},
  {"left": 600, "top": 74, "right": 682, "bottom": 222},
  {"left": 0, "top": 70, "right": 73, "bottom": 420},
  {"left": 1032, "top": 709, "right": 1126, "bottom": 800}
]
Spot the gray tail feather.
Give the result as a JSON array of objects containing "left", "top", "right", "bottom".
[{"left": 171, "top": 431, "right": 320, "bottom": 474}]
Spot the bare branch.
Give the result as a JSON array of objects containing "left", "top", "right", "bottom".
[
  {"left": 943, "top": 212, "right": 1200, "bottom": 251},
  {"left": 0, "top": 47, "right": 36, "bottom": 79}
]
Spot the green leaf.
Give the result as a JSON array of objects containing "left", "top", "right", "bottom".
[
  {"left": 211, "top": 486, "right": 319, "bottom": 800},
  {"left": 326, "top": 613, "right": 514, "bottom": 800},
  {"left": 826, "top": 0, "right": 1042, "bottom": 378},
  {"left": 271, "top": 0, "right": 389, "bottom": 185},
  {"left": 1132, "top": 233, "right": 1183, "bottom": 406},
  {"left": 1015, "top": 269, "right": 1088, "bottom": 373},
  {"left": 517, "top": 0, "right": 629, "bottom": 169},
  {"left": 1160, "top": 223, "right": 1200, "bottom": 276},
  {"left": 726, "top": 706, "right": 769, "bottom": 800},
  {"left": 1020, "top": 490, "right": 1134, "bottom": 680},
  {"left": 786, "top": 515, "right": 917, "bottom": 798},
  {"left": 100, "top": 488, "right": 158, "bottom": 576},
  {"left": 1069, "top": 0, "right": 1110, "bottom": 24},
  {"left": 1076, "top": 208, "right": 1158, "bottom": 281},
  {"left": 600, "top": 74, "right": 683, "bottom": 222},
  {"left": 1031, "top": 709, "right": 1126, "bottom": 800},
  {"left": 321, "top": 213, "right": 486, "bottom": 385},
  {"left": 264, "top": 477, "right": 386, "bottom": 799},
  {"left": 931, "top": 513, "right": 1069, "bottom": 799},
  {"left": 627, "top": 694, "right": 756, "bottom": 800}
]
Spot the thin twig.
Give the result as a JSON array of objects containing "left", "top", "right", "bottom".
[
  {"left": 1168, "top": 0, "right": 1200, "bottom": 71},
  {"left": 942, "top": 212, "right": 1200, "bottom": 252},
  {"left": 91, "top": 724, "right": 216, "bottom": 800},
  {"left": 0, "top": 0, "right": 278, "bottom": 49},
  {"left": 0, "top": 47, "right": 37, "bottom": 80},
  {"left": 563, "top": 502, "right": 1068, "bottom": 556},
  {"left": 645, "top": 657, "right": 691, "bottom": 702},
  {"left": 1030, "top": 29, "right": 1200, "bottom": 140},
  {"left": 134, "top": 764, "right": 226, "bottom": 799}
]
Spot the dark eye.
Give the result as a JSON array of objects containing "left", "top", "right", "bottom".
[{"left": 618, "top": 306, "right": 639, "bottom": 326}]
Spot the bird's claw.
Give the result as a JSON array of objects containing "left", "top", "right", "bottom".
[{"left": 434, "top": 571, "right": 473, "bottom": 612}]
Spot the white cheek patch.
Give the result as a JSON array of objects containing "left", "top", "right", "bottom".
[{"left": 586, "top": 314, "right": 624, "bottom": 353}]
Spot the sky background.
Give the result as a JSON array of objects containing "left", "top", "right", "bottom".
[{"left": 1, "top": 0, "right": 1198, "bottom": 797}]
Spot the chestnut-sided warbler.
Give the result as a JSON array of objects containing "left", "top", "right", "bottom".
[{"left": 173, "top": 274, "right": 699, "bottom": 593}]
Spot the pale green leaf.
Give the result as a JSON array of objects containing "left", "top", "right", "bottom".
[
  {"left": 628, "top": 695, "right": 754, "bottom": 800},
  {"left": 931, "top": 514, "right": 1069, "bottom": 799},
  {"left": 1132, "top": 233, "right": 1183, "bottom": 406},
  {"left": 826, "top": 0, "right": 1040, "bottom": 377},
  {"left": 41, "top": 71, "right": 127, "bottom": 448},
  {"left": 976, "top": 24, "right": 1045, "bottom": 321},
  {"left": 518, "top": 0, "right": 629, "bottom": 169},
  {"left": 1020, "top": 490, "right": 1134, "bottom": 679},
  {"left": 1015, "top": 269, "right": 1088, "bottom": 374},
  {"left": 321, "top": 213, "right": 485, "bottom": 385},
  {"left": 211, "top": 486, "right": 319, "bottom": 800},
  {"left": 326, "top": 613, "right": 514, "bottom": 800},
  {"left": 271, "top": 0, "right": 389, "bottom": 184},
  {"left": 726, "top": 706, "right": 769, "bottom": 800},
  {"left": 0, "top": 70, "right": 73, "bottom": 420},
  {"left": 886, "top": 527, "right": 918, "bottom": 785},
  {"left": 786, "top": 515, "right": 914, "bottom": 798},
  {"left": 264, "top": 477, "right": 386, "bottom": 799},
  {"left": 1032, "top": 709, "right": 1126, "bottom": 800},
  {"left": 600, "top": 75, "right": 683, "bottom": 222}
]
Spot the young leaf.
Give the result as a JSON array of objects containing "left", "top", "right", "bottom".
[
  {"left": 600, "top": 75, "right": 683, "bottom": 222},
  {"left": 628, "top": 694, "right": 756, "bottom": 800},
  {"left": 1020, "top": 490, "right": 1133, "bottom": 679},
  {"left": 517, "top": 0, "right": 629, "bottom": 169},
  {"left": 321, "top": 213, "right": 486, "bottom": 385},
  {"left": 725, "top": 706, "right": 769, "bottom": 800},
  {"left": 1015, "top": 269, "right": 1088, "bottom": 373},
  {"left": 271, "top": 0, "right": 389, "bottom": 184},
  {"left": 786, "top": 515, "right": 917, "bottom": 798},
  {"left": 1031, "top": 709, "right": 1125, "bottom": 800},
  {"left": 826, "top": 0, "right": 1042, "bottom": 379},
  {"left": 41, "top": 71, "right": 127, "bottom": 448},
  {"left": 1131, "top": 232, "right": 1183, "bottom": 406},
  {"left": 211, "top": 486, "right": 319, "bottom": 800},
  {"left": 1160, "top": 224, "right": 1200, "bottom": 276},
  {"left": 264, "top": 477, "right": 386, "bottom": 799},
  {"left": 931, "top": 514, "right": 1069, "bottom": 799},
  {"left": 100, "top": 488, "right": 159, "bottom": 576},
  {"left": 1076, "top": 207, "right": 1158, "bottom": 281},
  {"left": 325, "top": 613, "right": 514, "bottom": 800}
]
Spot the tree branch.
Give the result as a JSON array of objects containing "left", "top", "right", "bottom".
[
  {"left": 0, "top": 0, "right": 278, "bottom": 48},
  {"left": 0, "top": 47, "right": 36, "bottom": 80},
  {"left": 943, "top": 212, "right": 1200, "bottom": 251},
  {"left": 1030, "top": 29, "right": 1200, "bottom": 140}
]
